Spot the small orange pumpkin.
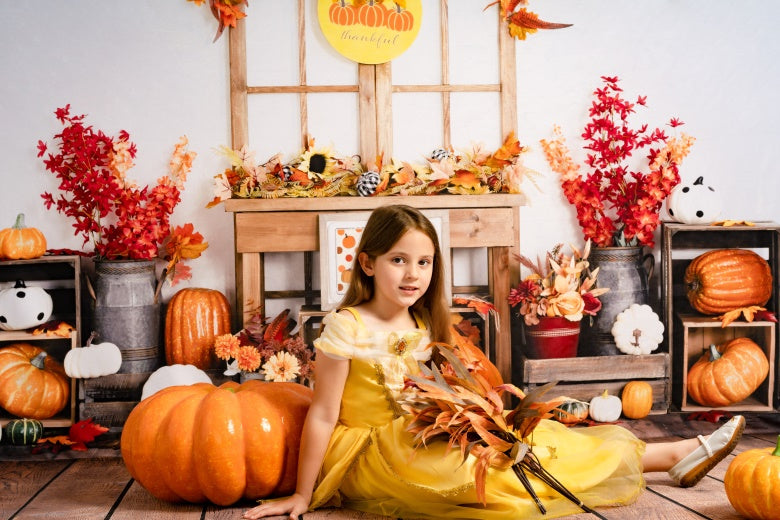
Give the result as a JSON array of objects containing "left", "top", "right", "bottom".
[
  {"left": 0, "top": 213, "right": 47, "bottom": 260},
  {"left": 0, "top": 343, "right": 70, "bottom": 419},
  {"left": 386, "top": 4, "right": 414, "bottom": 31},
  {"left": 724, "top": 435, "right": 780, "bottom": 519},
  {"left": 165, "top": 288, "right": 231, "bottom": 369},
  {"left": 687, "top": 338, "right": 769, "bottom": 407},
  {"left": 621, "top": 381, "right": 653, "bottom": 419},
  {"left": 685, "top": 249, "right": 772, "bottom": 315},
  {"left": 329, "top": 0, "right": 357, "bottom": 25},
  {"left": 121, "top": 380, "right": 312, "bottom": 505},
  {"left": 357, "top": 0, "right": 387, "bottom": 27}
]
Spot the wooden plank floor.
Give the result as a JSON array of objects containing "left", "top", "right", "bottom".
[{"left": 2, "top": 412, "right": 778, "bottom": 520}]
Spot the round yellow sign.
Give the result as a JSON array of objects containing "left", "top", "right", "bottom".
[{"left": 318, "top": 0, "right": 422, "bottom": 65}]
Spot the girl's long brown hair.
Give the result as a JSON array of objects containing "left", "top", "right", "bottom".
[{"left": 338, "top": 205, "right": 451, "bottom": 344}]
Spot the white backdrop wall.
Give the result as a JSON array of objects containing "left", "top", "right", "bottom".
[{"left": 1, "top": 1, "right": 778, "bottom": 322}]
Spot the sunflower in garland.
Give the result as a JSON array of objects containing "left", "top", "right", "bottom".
[{"left": 298, "top": 145, "right": 338, "bottom": 182}]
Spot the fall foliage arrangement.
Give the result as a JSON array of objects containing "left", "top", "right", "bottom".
[
  {"left": 541, "top": 76, "right": 695, "bottom": 248},
  {"left": 209, "top": 133, "right": 536, "bottom": 204},
  {"left": 187, "top": 0, "right": 247, "bottom": 41},
  {"left": 486, "top": 0, "right": 572, "bottom": 40},
  {"left": 509, "top": 241, "right": 608, "bottom": 326},
  {"left": 38, "top": 105, "right": 207, "bottom": 285},
  {"left": 214, "top": 309, "right": 315, "bottom": 382},
  {"left": 401, "top": 342, "right": 594, "bottom": 514}
]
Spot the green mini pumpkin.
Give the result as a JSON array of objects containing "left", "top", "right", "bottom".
[
  {"left": 4, "top": 418, "right": 44, "bottom": 445},
  {"left": 552, "top": 399, "right": 589, "bottom": 425}
]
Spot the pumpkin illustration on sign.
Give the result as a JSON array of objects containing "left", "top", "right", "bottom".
[
  {"left": 318, "top": 0, "right": 422, "bottom": 65},
  {"left": 336, "top": 228, "right": 362, "bottom": 293}
]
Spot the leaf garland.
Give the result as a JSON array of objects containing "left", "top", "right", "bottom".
[{"left": 208, "top": 133, "right": 538, "bottom": 205}]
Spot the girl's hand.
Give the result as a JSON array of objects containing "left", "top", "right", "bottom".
[{"left": 242, "top": 493, "right": 309, "bottom": 519}]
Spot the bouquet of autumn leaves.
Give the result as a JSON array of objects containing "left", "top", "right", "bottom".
[{"left": 400, "top": 343, "right": 596, "bottom": 514}]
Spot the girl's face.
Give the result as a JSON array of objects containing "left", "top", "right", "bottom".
[{"left": 359, "top": 229, "right": 435, "bottom": 311}]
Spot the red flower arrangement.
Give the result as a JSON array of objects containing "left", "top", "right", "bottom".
[
  {"left": 540, "top": 76, "right": 695, "bottom": 248},
  {"left": 38, "top": 105, "right": 207, "bottom": 285}
]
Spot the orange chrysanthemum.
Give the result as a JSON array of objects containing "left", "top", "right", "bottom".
[{"left": 214, "top": 333, "right": 240, "bottom": 361}]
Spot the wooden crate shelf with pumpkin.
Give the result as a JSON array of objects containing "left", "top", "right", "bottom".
[
  {"left": 0, "top": 256, "right": 82, "bottom": 428},
  {"left": 518, "top": 353, "right": 671, "bottom": 414},
  {"left": 674, "top": 316, "right": 775, "bottom": 411},
  {"left": 661, "top": 221, "right": 780, "bottom": 411}
]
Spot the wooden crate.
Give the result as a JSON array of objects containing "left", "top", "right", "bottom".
[
  {"left": 78, "top": 369, "right": 235, "bottom": 430},
  {"left": 519, "top": 353, "right": 670, "bottom": 413},
  {"left": 0, "top": 256, "right": 82, "bottom": 428},
  {"left": 660, "top": 222, "right": 780, "bottom": 410},
  {"left": 674, "top": 315, "right": 775, "bottom": 412}
]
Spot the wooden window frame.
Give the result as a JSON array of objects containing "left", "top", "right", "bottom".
[{"left": 227, "top": 1, "right": 517, "bottom": 158}]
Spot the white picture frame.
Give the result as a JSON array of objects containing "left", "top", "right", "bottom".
[{"left": 318, "top": 210, "right": 451, "bottom": 311}]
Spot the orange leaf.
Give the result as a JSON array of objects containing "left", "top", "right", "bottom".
[
  {"left": 37, "top": 435, "right": 75, "bottom": 446},
  {"left": 32, "top": 321, "right": 75, "bottom": 338},
  {"left": 486, "top": 132, "right": 523, "bottom": 169},
  {"left": 391, "top": 163, "right": 415, "bottom": 185}
]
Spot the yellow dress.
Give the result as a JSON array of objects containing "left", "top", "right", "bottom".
[{"left": 310, "top": 310, "right": 645, "bottom": 519}]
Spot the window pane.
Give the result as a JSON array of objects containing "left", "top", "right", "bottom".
[
  {"left": 248, "top": 94, "right": 300, "bottom": 156},
  {"left": 307, "top": 93, "right": 360, "bottom": 154},
  {"left": 246, "top": 2, "right": 299, "bottom": 86},
  {"left": 392, "top": 92, "right": 443, "bottom": 159}
]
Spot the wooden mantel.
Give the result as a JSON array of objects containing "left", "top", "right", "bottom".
[{"left": 225, "top": 194, "right": 524, "bottom": 385}]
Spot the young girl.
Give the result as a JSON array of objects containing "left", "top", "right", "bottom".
[{"left": 243, "top": 204, "right": 745, "bottom": 520}]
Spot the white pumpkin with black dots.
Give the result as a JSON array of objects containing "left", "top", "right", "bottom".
[
  {"left": 0, "top": 280, "right": 53, "bottom": 331},
  {"left": 666, "top": 176, "right": 722, "bottom": 224}
]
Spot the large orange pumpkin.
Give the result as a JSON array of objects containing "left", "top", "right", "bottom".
[
  {"left": 687, "top": 338, "right": 769, "bottom": 407},
  {"left": 165, "top": 288, "right": 231, "bottom": 369},
  {"left": 0, "top": 343, "right": 70, "bottom": 419},
  {"left": 121, "top": 380, "right": 312, "bottom": 505},
  {"left": 0, "top": 213, "right": 47, "bottom": 260},
  {"left": 685, "top": 249, "right": 772, "bottom": 315},
  {"left": 724, "top": 435, "right": 780, "bottom": 520}
]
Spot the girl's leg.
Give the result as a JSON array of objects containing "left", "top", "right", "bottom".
[{"left": 641, "top": 438, "right": 700, "bottom": 472}]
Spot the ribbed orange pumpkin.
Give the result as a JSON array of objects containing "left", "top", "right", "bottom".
[
  {"left": 386, "top": 4, "right": 414, "bottom": 31},
  {"left": 165, "top": 288, "right": 231, "bottom": 369},
  {"left": 687, "top": 338, "right": 769, "bottom": 407},
  {"left": 329, "top": 0, "right": 356, "bottom": 25},
  {"left": 724, "top": 435, "right": 780, "bottom": 520},
  {"left": 357, "top": 0, "right": 387, "bottom": 27},
  {"left": 621, "top": 381, "right": 653, "bottom": 419},
  {"left": 0, "top": 213, "right": 47, "bottom": 259},
  {"left": 121, "top": 380, "right": 312, "bottom": 505},
  {"left": 685, "top": 249, "right": 772, "bottom": 315},
  {"left": 0, "top": 343, "right": 70, "bottom": 419}
]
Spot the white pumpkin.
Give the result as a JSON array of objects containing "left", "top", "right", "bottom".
[
  {"left": 666, "top": 176, "right": 722, "bottom": 225},
  {"left": 0, "top": 280, "right": 53, "bottom": 331},
  {"left": 141, "top": 364, "right": 212, "bottom": 401},
  {"left": 64, "top": 338, "right": 122, "bottom": 378},
  {"left": 611, "top": 304, "right": 664, "bottom": 355},
  {"left": 589, "top": 390, "right": 622, "bottom": 422}
]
